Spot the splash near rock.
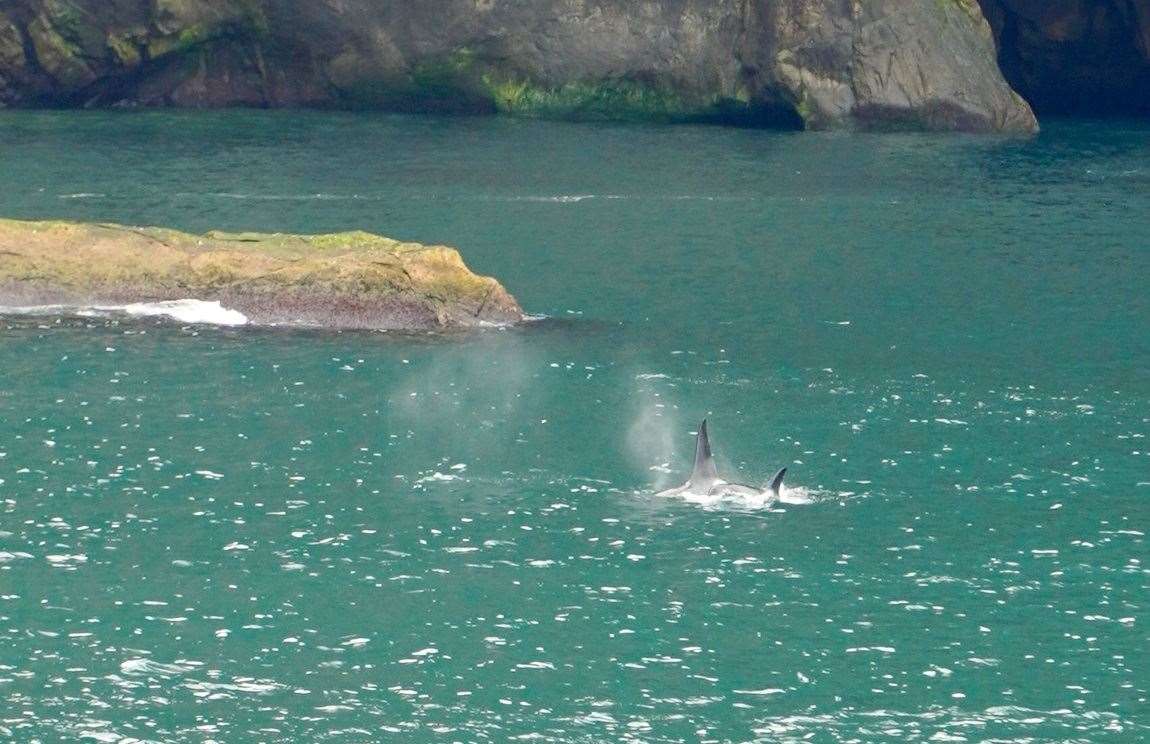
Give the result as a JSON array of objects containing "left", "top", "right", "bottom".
[{"left": 0, "top": 218, "right": 523, "bottom": 330}]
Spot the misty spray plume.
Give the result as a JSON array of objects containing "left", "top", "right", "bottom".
[{"left": 626, "top": 381, "right": 680, "bottom": 491}]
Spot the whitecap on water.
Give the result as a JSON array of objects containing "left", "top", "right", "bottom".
[
  {"left": 416, "top": 471, "right": 460, "bottom": 484},
  {"left": 116, "top": 300, "right": 248, "bottom": 325},
  {"left": 182, "top": 191, "right": 371, "bottom": 201},
  {"left": 654, "top": 483, "right": 821, "bottom": 511},
  {"left": 0, "top": 299, "right": 248, "bottom": 326},
  {"left": 184, "top": 678, "right": 280, "bottom": 695},
  {"left": 778, "top": 486, "right": 816, "bottom": 505},
  {"left": 119, "top": 658, "right": 195, "bottom": 677},
  {"left": 498, "top": 194, "right": 604, "bottom": 203},
  {"left": 46, "top": 553, "right": 87, "bottom": 564}
]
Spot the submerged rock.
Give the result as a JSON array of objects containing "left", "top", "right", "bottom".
[
  {"left": 0, "top": 0, "right": 1036, "bottom": 133},
  {"left": 0, "top": 218, "right": 523, "bottom": 330}
]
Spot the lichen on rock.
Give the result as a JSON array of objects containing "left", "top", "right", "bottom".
[{"left": 0, "top": 218, "right": 524, "bottom": 331}]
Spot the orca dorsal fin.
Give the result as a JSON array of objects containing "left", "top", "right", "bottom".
[
  {"left": 766, "top": 467, "right": 787, "bottom": 496},
  {"left": 688, "top": 419, "right": 719, "bottom": 488}
]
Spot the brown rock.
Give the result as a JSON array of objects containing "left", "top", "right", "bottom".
[{"left": 0, "top": 218, "right": 524, "bottom": 331}]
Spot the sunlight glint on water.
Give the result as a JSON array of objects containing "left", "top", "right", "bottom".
[{"left": 0, "top": 111, "right": 1147, "bottom": 741}]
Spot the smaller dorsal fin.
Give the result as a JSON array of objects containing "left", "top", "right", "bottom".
[
  {"left": 765, "top": 467, "right": 787, "bottom": 496},
  {"left": 688, "top": 419, "right": 719, "bottom": 488}
]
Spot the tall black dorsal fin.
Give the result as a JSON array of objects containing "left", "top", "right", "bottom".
[
  {"left": 688, "top": 419, "right": 719, "bottom": 487},
  {"left": 766, "top": 467, "right": 787, "bottom": 495}
]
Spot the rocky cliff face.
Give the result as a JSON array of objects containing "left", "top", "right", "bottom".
[
  {"left": 979, "top": 0, "right": 1150, "bottom": 115},
  {"left": 0, "top": 0, "right": 1038, "bottom": 132}
]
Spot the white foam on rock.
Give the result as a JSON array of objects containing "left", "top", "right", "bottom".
[
  {"left": 117, "top": 300, "right": 248, "bottom": 325},
  {"left": 1, "top": 299, "right": 249, "bottom": 326}
]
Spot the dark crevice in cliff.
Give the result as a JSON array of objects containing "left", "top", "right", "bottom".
[
  {"left": 695, "top": 98, "right": 803, "bottom": 129},
  {"left": 979, "top": 0, "right": 1150, "bottom": 116}
]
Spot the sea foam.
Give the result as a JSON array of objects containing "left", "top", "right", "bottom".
[
  {"left": 0, "top": 299, "right": 249, "bottom": 326},
  {"left": 116, "top": 300, "right": 248, "bottom": 325}
]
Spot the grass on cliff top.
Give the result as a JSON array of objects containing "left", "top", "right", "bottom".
[
  {"left": 0, "top": 218, "right": 500, "bottom": 303},
  {"left": 0, "top": 218, "right": 435, "bottom": 259}
]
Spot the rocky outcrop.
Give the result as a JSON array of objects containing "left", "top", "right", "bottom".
[
  {"left": 979, "top": 0, "right": 1150, "bottom": 115},
  {"left": 0, "top": 0, "right": 1037, "bottom": 132},
  {"left": 0, "top": 218, "right": 524, "bottom": 330},
  {"left": 758, "top": 0, "right": 1035, "bottom": 131}
]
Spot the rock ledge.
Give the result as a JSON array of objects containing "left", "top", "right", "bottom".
[{"left": 0, "top": 218, "right": 524, "bottom": 330}]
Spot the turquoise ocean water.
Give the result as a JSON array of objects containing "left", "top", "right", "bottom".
[{"left": 0, "top": 112, "right": 1147, "bottom": 741}]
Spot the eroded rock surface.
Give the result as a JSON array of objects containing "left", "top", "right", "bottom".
[
  {"left": 0, "top": 0, "right": 1036, "bottom": 132},
  {"left": 0, "top": 218, "right": 524, "bottom": 330}
]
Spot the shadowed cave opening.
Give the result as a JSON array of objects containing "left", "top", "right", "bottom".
[{"left": 979, "top": 0, "right": 1150, "bottom": 117}]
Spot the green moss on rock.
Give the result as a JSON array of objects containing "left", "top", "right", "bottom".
[
  {"left": 27, "top": 13, "right": 94, "bottom": 88},
  {"left": 146, "top": 23, "right": 214, "bottom": 58},
  {"left": 105, "top": 33, "right": 141, "bottom": 67},
  {"left": 482, "top": 75, "right": 693, "bottom": 121},
  {"left": 480, "top": 73, "right": 799, "bottom": 126},
  {"left": 0, "top": 218, "right": 523, "bottom": 330}
]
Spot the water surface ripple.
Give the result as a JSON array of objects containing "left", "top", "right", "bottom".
[{"left": 0, "top": 112, "right": 1147, "bottom": 742}]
